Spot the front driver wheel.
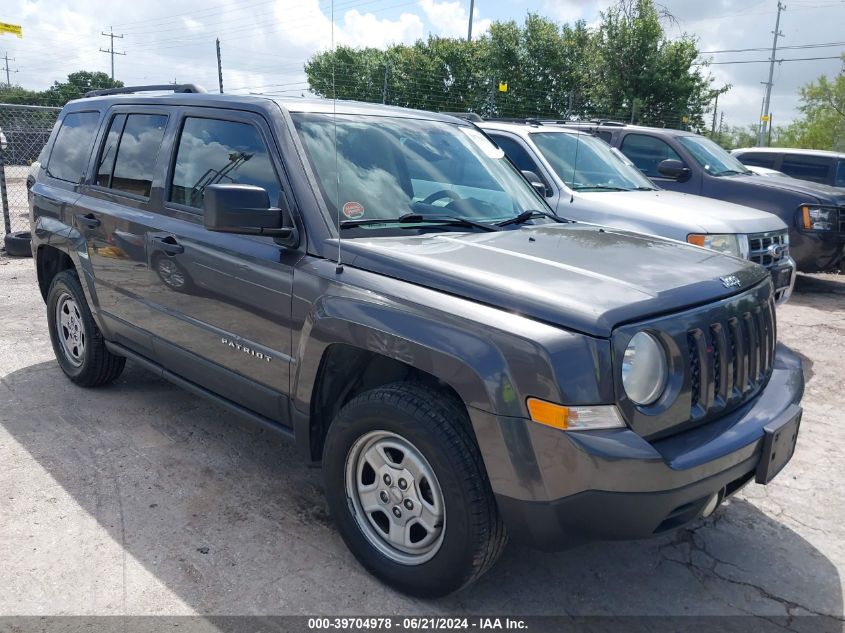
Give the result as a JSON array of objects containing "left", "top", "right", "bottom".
[{"left": 323, "top": 382, "right": 507, "bottom": 597}]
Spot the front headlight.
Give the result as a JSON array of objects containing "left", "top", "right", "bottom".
[
  {"left": 687, "top": 233, "right": 750, "bottom": 259},
  {"left": 622, "top": 331, "right": 668, "bottom": 406},
  {"left": 800, "top": 205, "right": 837, "bottom": 231}
]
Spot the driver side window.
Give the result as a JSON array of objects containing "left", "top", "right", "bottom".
[{"left": 620, "top": 134, "right": 681, "bottom": 178}]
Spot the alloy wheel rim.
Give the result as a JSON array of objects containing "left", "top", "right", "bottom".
[
  {"left": 55, "top": 292, "right": 85, "bottom": 367},
  {"left": 345, "top": 430, "right": 446, "bottom": 565}
]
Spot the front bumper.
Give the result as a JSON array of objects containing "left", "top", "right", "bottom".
[
  {"left": 771, "top": 256, "right": 796, "bottom": 305},
  {"left": 475, "top": 343, "right": 804, "bottom": 551}
]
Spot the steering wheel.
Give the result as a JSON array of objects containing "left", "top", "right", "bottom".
[{"left": 420, "top": 189, "right": 462, "bottom": 206}]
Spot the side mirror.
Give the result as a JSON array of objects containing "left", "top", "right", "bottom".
[
  {"left": 657, "top": 159, "right": 691, "bottom": 181},
  {"left": 521, "top": 170, "right": 549, "bottom": 197},
  {"left": 204, "top": 184, "right": 299, "bottom": 247}
]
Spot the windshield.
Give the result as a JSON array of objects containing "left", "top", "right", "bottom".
[
  {"left": 530, "top": 131, "right": 656, "bottom": 191},
  {"left": 291, "top": 113, "right": 547, "bottom": 231},
  {"left": 677, "top": 136, "right": 751, "bottom": 176}
]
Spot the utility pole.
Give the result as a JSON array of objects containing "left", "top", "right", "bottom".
[
  {"left": 2, "top": 52, "right": 17, "bottom": 87},
  {"left": 467, "top": 0, "right": 475, "bottom": 41},
  {"left": 99, "top": 27, "right": 125, "bottom": 81},
  {"left": 757, "top": 1, "right": 785, "bottom": 146},
  {"left": 216, "top": 38, "right": 223, "bottom": 94},
  {"left": 718, "top": 111, "right": 725, "bottom": 146},
  {"left": 382, "top": 63, "right": 389, "bottom": 104},
  {"left": 711, "top": 92, "right": 719, "bottom": 136}
]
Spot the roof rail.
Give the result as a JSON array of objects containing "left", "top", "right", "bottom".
[
  {"left": 440, "top": 111, "right": 483, "bottom": 122},
  {"left": 84, "top": 84, "right": 207, "bottom": 98},
  {"left": 485, "top": 117, "right": 550, "bottom": 126}
]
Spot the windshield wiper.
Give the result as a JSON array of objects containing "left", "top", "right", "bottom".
[
  {"left": 571, "top": 184, "right": 631, "bottom": 192},
  {"left": 712, "top": 169, "right": 747, "bottom": 177},
  {"left": 496, "top": 209, "right": 567, "bottom": 227},
  {"left": 633, "top": 186, "right": 657, "bottom": 191},
  {"left": 340, "top": 212, "right": 501, "bottom": 232}
]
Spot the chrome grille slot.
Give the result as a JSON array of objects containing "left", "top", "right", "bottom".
[{"left": 748, "top": 229, "right": 789, "bottom": 268}]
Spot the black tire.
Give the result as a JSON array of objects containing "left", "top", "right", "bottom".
[
  {"left": 46, "top": 270, "right": 126, "bottom": 387},
  {"left": 323, "top": 382, "right": 507, "bottom": 597},
  {"left": 4, "top": 231, "right": 32, "bottom": 258}
]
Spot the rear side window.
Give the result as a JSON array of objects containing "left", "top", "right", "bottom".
[
  {"left": 737, "top": 152, "right": 778, "bottom": 169},
  {"left": 170, "top": 117, "right": 280, "bottom": 209},
  {"left": 96, "top": 114, "right": 126, "bottom": 187},
  {"left": 596, "top": 131, "right": 612, "bottom": 143},
  {"left": 96, "top": 114, "right": 167, "bottom": 198},
  {"left": 619, "top": 133, "right": 681, "bottom": 177},
  {"left": 780, "top": 155, "right": 831, "bottom": 184},
  {"left": 46, "top": 111, "right": 100, "bottom": 183}
]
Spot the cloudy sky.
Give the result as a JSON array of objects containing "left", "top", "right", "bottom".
[{"left": 2, "top": 0, "right": 844, "bottom": 127}]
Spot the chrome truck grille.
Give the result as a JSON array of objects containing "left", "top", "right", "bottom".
[{"left": 748, "top": 230, "right": 789, "bottom": 269}]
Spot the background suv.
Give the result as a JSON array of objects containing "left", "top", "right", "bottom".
[
  {"left": 480, "top": 120, "right": 796, "bottom": 303},
  {"left": 732, "top": 147, "right": 845, "bottom": 190},
  {"left": 566, "top": 122, "right": 845, "bottom": 273}
]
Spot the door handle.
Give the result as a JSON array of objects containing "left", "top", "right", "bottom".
[
  {"left": 76, "top": 213, "right": 101, "bottom": 229},
  {"left": 152, "top": 235, "right": 184, "bottom": 255}
]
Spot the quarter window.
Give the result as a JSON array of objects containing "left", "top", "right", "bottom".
[
  {"left": 170, "top": 117, "right": 280, "bottom": 209},
  {"left": 619, "top": 133, "right": 682, "bottom": 177},
  {"left": 835, "top": 159, "right": 845, "bottom": 188},
  {"left": 46, "top": 111, "right": 100, "bottom": 183}
]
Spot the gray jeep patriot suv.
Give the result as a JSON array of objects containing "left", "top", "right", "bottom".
[{"left": 29, "top": 86, "right": 805, "bottom": 597}]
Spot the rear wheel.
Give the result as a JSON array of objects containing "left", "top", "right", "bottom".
[
  {"left": 323, "top": 382, "right": 507, "bottom": 597},
  {"left": 46, "top": 270, "right": 125, "bottom": 387}
]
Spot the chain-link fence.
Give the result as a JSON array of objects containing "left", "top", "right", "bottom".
[{"left": 0, "top": 104, "right": 61, "bottom": 243}]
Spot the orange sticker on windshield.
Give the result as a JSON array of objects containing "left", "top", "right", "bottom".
[{"left": 342, "top": 202, "right": 364, "bottom": 219}]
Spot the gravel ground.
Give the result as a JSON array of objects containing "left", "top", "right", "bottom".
[{"left": 0, "top": 252, "right": 843, "bottom": 627}]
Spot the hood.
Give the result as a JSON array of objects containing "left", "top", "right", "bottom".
[
  {"left": 339, "top": 224, "right": 768, "bottom": 337},
  {"left": 730, "top": 173, "right": 845, "bottom": 203},
  {"left": 574, "top": 189, "right": 787, "bottom": 234}
]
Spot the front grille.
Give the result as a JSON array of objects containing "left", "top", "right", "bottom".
[
  {"left": 748, "top": 230, "right": 789, "bottom": 268},
  {"left": 686, "top": 296, "right": 776, "bottom": 420},
  {"left": 839, "top": 207, "right": 845, "bottom": 233}
]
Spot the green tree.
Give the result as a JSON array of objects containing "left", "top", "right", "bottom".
[
  {"left": 773, "top": 58, "right": 845, "bottom": 150},
  {"left": 42, "top": 71, "right": 123, "bottom": 105},
  {"left": 590, "top": 0, "right": 713, "bottom": 127},
  {"left": 0, "top": 71, "right": 124, "bottom": 107},
  {"left": 303, "top": 0, "right": 714, "bottom": 124}
]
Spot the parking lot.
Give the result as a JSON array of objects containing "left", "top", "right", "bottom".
[{"left": 0, "top": 252, "right": 843, "bottom": 624}]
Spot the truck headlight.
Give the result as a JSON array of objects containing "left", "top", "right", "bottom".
[
  {"left": 687, "top": 233, "right": 749, "bottom": 259},
  {"left": 801, "top": 205, "right": 837, "bottom": 231},
  {"left": 622, "top": 331, "right": 668, "bottom": 406}
]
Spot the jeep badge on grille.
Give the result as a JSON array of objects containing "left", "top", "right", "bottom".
[{"left": 720, "top": 275, "right": 741, "bottom": 288}]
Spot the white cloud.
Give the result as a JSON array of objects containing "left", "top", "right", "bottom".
[
  {"left": 181, "top": 17, "right": 204, "bottom": 33},
  {"left": 541, "top": 0, "right": 612, "bottom": 25},
  {"left": 339, "top": 10, "right": 424, "bottom": 48},
  {"left": 418, "top": 0, "right": 491, "bottom": 39}
]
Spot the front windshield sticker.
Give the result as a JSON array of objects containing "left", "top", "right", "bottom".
[
  {"left": 342, "top": 201, "right": 365, "bottom": 219},
  {"left": 459, "top": 127, "right": 505, "bottom": 159}
]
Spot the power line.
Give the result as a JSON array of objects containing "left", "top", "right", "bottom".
[
  {"left": 696, "top": 54, "right": 844, "bottom": 65},
  {"left": 700, "top": 40, "right": 845, "bottom": 54}
]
